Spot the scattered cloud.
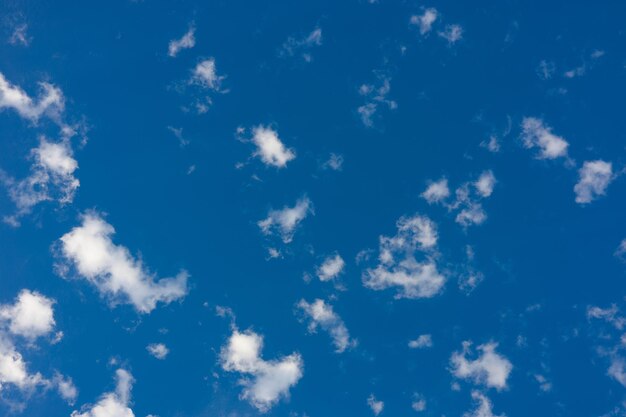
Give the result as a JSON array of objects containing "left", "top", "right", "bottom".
[
  {"left": 167, "top": 126, "right": 189, "bottom": 147},
  {"left": 574, "top": 160, "right": 614, "bottom": 204},
  {"left": 474, "top": 170, "right": 496, "bottom": 198},
  {"left": 421, "top": 178, "right": 450, "bottom": 204},
  {"left": 220, "top": 328, "right": 303, "bottom": 412},
  {"left": 322, "top": 153, "right": 344, "bottom": 171},
  {"left": 480, "top": 135, "right": 501, "bottom": 153},
  {"left": 367, "top": 394, "right": 384, "bottom": 415},
  {"left": 0, "top": 72, "right": 64, "bottom": 123},
  {"left": 71, "top": 369, "right": 136, "bottom": 417},
  {"left": 297, "top": 299, "right": 356, "bottom": 353},
  {"left": 316, "top": 254, "right": 345, "bottom": 282},
  {"left": 57, "top": 212, "right": 189, "bottom": 313},
  {"left": 463, "top": 391, "right": 505, "bottom": 417},
  {"left": 258, "top": 197, "right": 313, "bottom": 243},
  {"left": 249, "top": 125, "right": 296, "bottom": 168},
  {"left": 408, "top": 334, "right": 433, "bottom": 349},
  {"left": 146, "top": 343, "right": 169, "bottom": 360},
  {"left": 438, "top": 24, "right": 463, "bottom": 44},
  {"left": 184, "top": 58, "right": 227, "bottom": 113},
  {"left": 0, "top": 290, "right": 56, "bottom": 340},
  {"left": 168, "top": 25, "right": 195, "bottom": 57},
  {"left": 520, "top": 117, "right": 569, "bottom": 160},
  {"left": 410, "top": 8, "right": 438, "bottom": 35},
  {"left": 450, "top": 341, "right": 512, "bottom": 390},
  {"left": 358, "top": 73, "right": 397, "bottom": 127},
  {"left": 8, "top": 23, "right": 31, "bottom": 47},
  {"left": 587, "top": 304, "right": 625, "bottom": 330},
  {"left": 536, "top": 60, "right": 556, "bottom": 80},
  {"left": 279, "top": 27, "right": 322, "bottom": 62},
  {"left": 411, "top": 393, "right": 427, "bottom": 412}
]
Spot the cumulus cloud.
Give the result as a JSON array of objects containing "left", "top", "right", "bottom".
[
  {"left": 279, "top": 27, "right": 322, "bottom": 62},
  {"left": 463, "top": 391, "right": 505, "bottom": 417},
  {"left": 53, "top": 373, "right": 78, "bottom": 404},
  {"left": 316, "top": 254, "right": 345, "bottom": 281},
  {"left": 0, "top": 336, "right": 47, "bottom": 393},
  {"left": 367, "top": 394, "right": 384, "bottom": 415},
  {"left": 168, "top": 25, "right": 195, "bottom": 57},
  {"left": 438, "top": 24, "right": 463, "bottom": 44},
  {"left": 250, "top": 125, "right": 296, "bottom": 168},
  {"left": 450, "top": 342, "right": 512, "bottom": 390},
  {"left": 0, "top": 72, "right": 64, "bottom": 122},
  {"left": 421, "top": 178, "right": 450, "bottom": 204},
  {"left": 191, "top": 58, "right": 224, "bottom": 91},
  {"left": 480, "top": 135, "right": 501, "bottom": 153},
  {"left": 520, "top": 117, "right": 569, "bottom": 159},
  {"left": 410, "top": 8, "right": 438, "bottom": 35},
  {"left": 408, "top": 334, "right": 433, "bottom": 349},
  {"left": 474, "top": 170, "right": 496, "bottom": 198},
  {"left": 220, "top": 329, "right": 303, "bottom": 412},
  {"left": 587, "top": 304, "right": 625, "bottom": 330},
  {"left": 297, "top": 299, "right": 355, "bottom": 353},
  {"left": 71, "top": 369, "right": 136, "bottom": 417},
  {"left": 57, "top": 212, "right": 189, "bottom": 313},
  {"left": 362, "top": 214, "right": 445, "bottom": 299},
  {"left": 0, "top": 290, "right": 56, "bottom": 339},
  {"left": 1, "top": 137, "right": 79, "bottom": 226},
  {"left": 574, "top": 160, "right": 614, "bottom": 204},
  {"left": 258, "top": 197, "right": 312, "bottom": 243},
  {"left": 146, "top": 343, "right": 169, "bottom": 360},
  {"left": 322, "top": 153, "right": 344, "bottom": 171},
  {"left": 358, "top": 73, "right": 397, "bottom": 127}
]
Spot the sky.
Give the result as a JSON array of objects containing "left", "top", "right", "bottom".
[{"left": 0, "top": 0, "right": 625, "bottom": 416}]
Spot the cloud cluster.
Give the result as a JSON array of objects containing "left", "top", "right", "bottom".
[
  {"left": 258, "top": 197, "right": 313, "bottom": 243},
  {"left": 367, "top": 394, "right": 384, "bottom": 415},
  {"left": 574, "top": 160, "right": 614, "bottom": 204},
  {"left": 316, "top": 254, "right": 345, "bottom": 282},
  {"left": 0, "top": 72, "right": 64, "bottom": 123},
  {"left": 520, "top": 117, "right": 569, "bottom": 160},
  {"left": 168, "top": 25, "right": 195, "bottom": 57},
  {"left": 358, "top": 73, "right": 397, "bottom": 127},
  {"left": 220, "top": 329, "right": 303, "bottom": 412},
  {"left": 186, "top": 58, "right": 226, "bottom": 113},
  {"left": 362, "top": 214, "right": 446, "bottom": 299},
  {"left": 408, "top": 334, "right": 433, "bottom": 349},
  {"left": 297, "top": 299, "right": 355, "bottom": 353},
  {"left": 450, "top": 342, "right": 512, "bottom": 390},
  {"left": 146, "top": 343, "right": 169, "bottom": 360},
  {"left": 57, "top": 212, "right": 189, "bottom": 313},
  {"left": 71, "top": 369, "right": 136, "bottom": 417},
  {"left": 410, "top": 8, "right": 463, "bottom": 44},
  {"left": 279, "top": 27, "right": 323, "bottom": 62}
]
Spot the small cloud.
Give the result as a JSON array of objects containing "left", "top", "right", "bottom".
[
  {"left": 322, "top": 153, "right": 344, "bottom": 171},
  {"left": 536, "top": 60, "right": 556, "bottom": 80},
  {"left": 258, "top": 197, "right": 313, "bottom": 243},
  {"left": 248, "top": 125, "right": 296, "bottom": 168},
  {"left": 450, "top": 341, "right": 512, "bottom": 390},
  {"left": 438, "top": 24, "right": 463, "bottom": 44},
  {"left": 316, "top": 254, "right": 345, "bottom": 282},
  {"left": 410, "top": 8, "right": 438, "bottom": 35},
  {"left": 421, "top": 178, "right": 450, "bottom": 204},
  {"left": 279, "top": 27, "right": 323, "bottom": 62},
  {"left": 146, "top": 343, "right": 169, "bottom": 359},
  {"left": 367, "top": 394, "right": 384, "bottom": 416},
  {"left": 8, "top": 23, "right": 31, "bottom": 46},
  {"left": 168, "top": 25, "right": 195, "bottom": 57},
  {"left": 408, "top": 334, "right": 433, "bottom": 349},
  {"left": 297, "top": 299, "right": 356, "bottom": 353},
  {"left": 411, "top": 393, "right": 427, "bottom": 412},
  {"left": 520, "top": 117, "right": 569, "bottom": 160},
  {"left": 574, "top": 160, "right": 614, "bottom": 204},
  {"left": 358, "top": 72, "right": 396, "bottom": 127}
]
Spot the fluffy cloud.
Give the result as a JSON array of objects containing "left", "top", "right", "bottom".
[
  {"left": 258, "top": 197, "right": 312, "bottom": 243},
  {"left": 362, "top": 214, "right": 446, "bottom": 299},
  {"left": 520, "top": 117, "right": 569, "bottom": 159},
  {"left": 57, "top": 212, "right": 189, "bottom": 313},
  {"left": 250, "top": 126, "right": 296, "bottom": 168},
  {"left": 408, "top": 334, "right": 433, "bottom": 349},
  {"left": 0, "top": 336, "right": 47, "bottom": 393},
  {"left": 450, "top": 342, "right": 512, "bottom": 390},
  {"left": 0, "top": 72, "right": 64, "bottom": 122},
  {"left": 146, "top": 343, "right": 169, "bottom": 360},
  {"left": 358, "top": 74, "right": 397, "bottom": 127},
  {"left": 297, "top": 299, "right": 355, "bottom": 353},
  {"left": 279, "top": 27, "right": 322, "bottom": 62},
  {"left": 191, "top": 58, "right": 224, "bottom": 91},
  {"left": 1, "top": 137, "right": 79, "bottom": 226},
  {"left": 410, "top": 8, "right": 438, "bottom": 35},
  {"left": 168, "top": 25, "right": 195, "bottom": 57},
  {"left": 463, "top": 391, "right": 505, "bottom": 417},
  {"left": 438, "top": 24, "right": 463, "bottom": 44},
  {"left": 0, "top": 290, "right": 55, "bottom": 339},
  {"left": 322, "top": 153, "right": 344, "bottom": 171},
  {"left": 474, "top": 170, "right": 496, "bottom": 198},
  {"left": 412, "top": 393, "right": 427, "bottom": 412},
  {"left": 574, "top": 160, "right": 614, "bottom": 204},
  {"left": 316, "top": 254, "right": 345, "bottom": 281},
  {"left": 71, "top": 369, "right": 136, "bottom": 417},
  {"left": 421, "top": 178, "right": 450, "bottom": 204},
  {"left": 220, "top": 329, "right": 303, "bottom": 412},
  {"left": 367, "top": 394, "right": 384, "bottom": 415}
]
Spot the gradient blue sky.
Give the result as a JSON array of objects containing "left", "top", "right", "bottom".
[{"left": 1, "top": 1, "right": 626, "bottom": 416}]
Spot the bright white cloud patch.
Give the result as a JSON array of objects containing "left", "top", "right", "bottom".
[
  {"left": 146, "top": 343, "right": 169, "bottom": 360},
  {"left": 421, "top": 178, "right": 450, "bottom": 204},
  {"left": 58, "top": 212, "right": 189, "bottom": 313},
  {"left": 54, "top": 373, "right": 78, "bottom": 404},
  {"left": 520, "top": 117, "right": 569, "bottom": 159},
  {"left": 474, "top": 170, "right": 496, "bottom": 198},
  {"left": 71, "top": 369, "right": 136, "bottom": 417},
  {"left": 168, "top": 26, "right": 195, "bottom": 57},
  {"left": 408, "top": 334, "right": 433, "bottom": 349},
  {"left": 297, "top": 299, "right": 355, "bottom": 353},
  {"left": 0, "top": 290, "right": 55, "bottom": 339},
  {"left": 220, "top": 329, "right": 303, "bottom": 412},
  {"left": 251, "top": 125, "right": 296, "bottom": 168},
  {"left": 191, "top": 58, "right": 224, "bottom": 91},
  {"left": 362, "top": 214, "right": 445, "bottom": 299},
  {"left": 258, "top": 197, "right": 312, "bottom": 243},
  {"left": 450, "top": 342, "right": 512, "bottom": 390},
  {"left": 410, "top": 8, "right": 438, "bottom": 35},
  {"left": 574, "top": 160, "right": 614, "bottom": 204},
  {"left": 316, "top": 254, "right": 345, "bottom": 281},
  {"left": 367, "top": 394, "right": 384, "bottom": 415},
  {"left": 0, "top": 72, "right": 64, "bottom": 122},
  {"left": 0, "top": 337, "right": 47, "bottom": 392},
  {"left": 463, "top": 391, "right": 505, "bottom": 417},
  {"left": 1, "top": 137, "right": 79, "bottom": 226}
]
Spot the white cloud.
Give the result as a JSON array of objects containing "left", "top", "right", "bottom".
[
  {"left": 410, "top": 8, "right": 438, "bottom": 35},
  {"left": 9, "top": 24, "right": 31, "bottom": 47},
  {"left": 0, "top": 336, "right": 47, "bottom": 392},
  {"left": 1, "top": 137, "right": 79, "bottom": 225},
  {"left": 421, "top": 178, "right": 450, "bottom": 204},
  {"left": 438, "top": 24, "right": 463, "bottom": 44},
  {"left": 191, "top": 58, "right": 224, "bottom": 91},
  {"left": 0, "top": 72, "right": 64, "bottom": 122},
  {"left": 146, "top": 343, "right": 169, "bottom": 360},
  {"left": 587, "top": 304, "right": 625, "bottom": 330},
  {"left": 474, "top": 170, "right": 496, "bottom": 198},
  {"left": 463, "top": 391, "right": 505, "bottom": 417},
  {"left": 520, "top": 117, "right": 569, "bottom": 159},
  {"left": 297, "top": 299, "right": 355, "bottom": 353},
  {"left": 71, "top": 369, "right": 136, "bottom": 417},
  {"left": 0, "top": 290, "right": 55, "bottom": 339},
  {"left": 220, "top": 329, "right": 303, "bottom": 412},
  {"left": 450, "top": 342, "right": 512, "bottom": 390},
  {"left": 316, "top": 254, "right": 345, "bottom": 281},
  {"left": 250, "top": 125, "right": 296, "bottom": 168},
  {"left": 480, "top": 135, "right": 501, "bottom": 153},
  {"left": 574, "top": 160, "right": 614, "bottom": 204},
  {"left": 362, "top": 214, "right": 445, "bottom": 299},
  {"left": 608, "top": 356, "right": 626, "bottom": 387},
  {"left": 367, "top": 394, "right": 384, "bottom": 415},
  {"left": 53, "top": 373, "right": 78, "bottom": 405},
  {"left": 615, "top": 239, "right": 626, "bottom": 261},
  {"left": 58, "top": 212, "right": 189, "bottom": 313},
  {"left": 280, "top": 27, "right": 323, "bottom": 62},
  {"left": 411, "top": 393, "right": 427, "bottom": 412},
  {"left": 358, "top": 74, "right": 396, "bottom": 127},
  {"left": 168, "top": 25, "right": 195, "bottom": 57},
  {"left": 258, "top": 197, "right": 312, "bottom": 243},
  {"left": 322, "top": 153, "right": 344, "bottom": 171},
  {"left": 408, "top": 334, "right": 433, "bottom": 349}
]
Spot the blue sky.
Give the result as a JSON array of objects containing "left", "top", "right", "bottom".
[{"left": 0, "top": 0, "right": 626, "bottom": 416}]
